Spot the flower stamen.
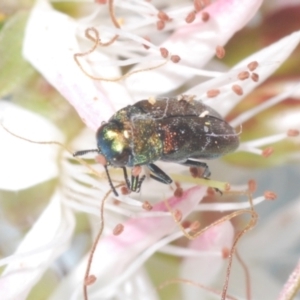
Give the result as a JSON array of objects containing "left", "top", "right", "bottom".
[
  {"left": 113, "top": 223, "right": 124, "bottom": 235},
  {"left": 251, "top": 72, "right": 259, "bottom": 82},
  {"left": 287, "top": 129, "right": 299, "bottom": 137},
  {"left": 74, "top": 26, "right": 169, "bottom": 81},
  {"left": 247, "top": 61, "right": 259, "bottom": 71},
  {"left": 207, "top": 89, "right": 220, "bottom": 98},
  {"left": 84, "top": 275, "right": 97, "bottom": 286},
  {"left": 201, "top": 11, "right": 210, "bottom": 22},
  {"left": 142, "top": 201, "right": 153, "bottom": 211},
  {"left": 264, "top": 190, "right": 277, "bottom": 200},
  {"left": 238, "top": 71, "right": 250, "bottom": 80},
  {"left": 185, "top": 11, "right": 196, "bottom": 24},
  {"left": 232, "top": 84, "right": 244, "bottom": 96},
  {"left": 216, "top": 45, "right": 226, "bottom": 59},
  {"left": 157, "top": 10, "right": 171, "bottom": 22},
  {"left": 262, "top": 147, "right": 274, "bottom": 158}
]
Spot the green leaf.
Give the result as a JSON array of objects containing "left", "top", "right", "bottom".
[{"left": 0, "top": 11, "right": 35, "bottom": 98}]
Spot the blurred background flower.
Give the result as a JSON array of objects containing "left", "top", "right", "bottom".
[{"left": 0, "top": 0, "right": 300, "bottom": 299}]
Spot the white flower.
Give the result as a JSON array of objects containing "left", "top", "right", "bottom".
[
  {"left": 1, "top": 0, "right": 300, "bottom": 299},
  {"left": 0, "top": 101, "right": 75, "bottom": 299}
]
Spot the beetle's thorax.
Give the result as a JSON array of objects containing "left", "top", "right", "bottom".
[{"left": 97, "top": 105, "right": 164, "bottom": 167}]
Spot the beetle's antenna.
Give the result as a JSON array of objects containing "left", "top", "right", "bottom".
[
  {"left": 73, "top": 149, "right": 99, "bottom": 157},
  {"left": 73, "top": 149, "right": 118, "bottom": 195},
  {"left": 104, "top": 165, "right": 118, "bottom": 196}
]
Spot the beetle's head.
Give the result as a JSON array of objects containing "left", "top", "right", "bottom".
[{"left": 96, "top": 121, "right": 131, "bottom": 167}]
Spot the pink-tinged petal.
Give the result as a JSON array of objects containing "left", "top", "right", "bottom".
[
  {"left": 50, "top": 186, "right": 206, "bottom": 299},
  {"left": 171, "top": 0, "right": 263, "bottom": 49},
  {"left": 278, "top": 259, "right": 300, "bottom": 300},
  {"left": 0, "top": 192, "right": 75, "bottom": 299},
  {"left": 23, "top": 1, "right": 132, "bottom": 131},
  {"left": 179, "top": 221, "right": 234, "bottom": 300},
  {"left": 0, "top": 101, "right": 62, "bottom": 190},
  {"left": 188, "top": 30, "right": 300, "bottom": 118},
  {"left": 126, "top": 0, "right": 263, "bottom": 97}
]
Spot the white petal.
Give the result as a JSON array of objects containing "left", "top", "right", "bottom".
[
  {"left": 0, "top": 191, "right": 75, "bottom": 299},
  {"left": 228, "top": 29, "right": 300, "bottom": 116},
  {"left": 23, "top": 0, "right": 132, "bottom": 131},
  {"left": 240, "top": 194, "right": 300, "bottom": 262},
  {"left": 180, "top": 221, "right": 234, "bottom": 300},
  {"left": 229, "top": 263, "right": 281, "bottom": 299},
  {"left": 189, "top": 30, "right": 300, "bottom": 117},
  {"left": 126, "top": 0, "right": 263, "bottom": 98},
  {"left": 0, "top": 101, "right": 62, "bottom": 190},
  {"left": 50, "top": 186, "right": 206, "bottom": 299},
  {"left": 116, "top": 267, "right": 159, "bottom": 300}
]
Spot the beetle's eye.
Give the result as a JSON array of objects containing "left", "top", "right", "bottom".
[{"left": 96, "top": 123, "right": 131, "bottom": 166}]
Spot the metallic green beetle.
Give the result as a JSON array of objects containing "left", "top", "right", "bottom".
[{"left": 74, "top": 97, "right": 239, "bottom": 196}]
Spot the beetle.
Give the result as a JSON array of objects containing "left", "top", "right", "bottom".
[{"left": 73, "top": 96, "right": 239, "bottom": 196}]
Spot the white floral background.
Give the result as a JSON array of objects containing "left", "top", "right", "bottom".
[{"left": 0, "top": 0, "right": 300, "bottom": 299}]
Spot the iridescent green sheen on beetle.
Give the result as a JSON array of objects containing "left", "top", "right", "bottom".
[{"left": 74, "top": 97, "right": 239, "bottom": 196}]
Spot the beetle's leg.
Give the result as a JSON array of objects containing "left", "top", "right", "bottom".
[
  {"left": 130, "top": 174, "right": 146, "bottom": 192},
  {"left": 149, "top": 173, "right": 173, "bottom": 184},
  {"left": 147, "top": 163, "right": 173, "bottom": 184},
  {"left": 136, "top": 175, "right": 146, "bottom": 192},
  {"left": 130, "top": 174, "right": 139, "bottom": 192},
  {"left": 122, "top": 167, "right": 131, "bottom": 189},
  {"left": 181, "top": 160, "right": 211, "bottom": 178},
  {"left": 181, "top": 160, "right": 222, "bottom": 195}
]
